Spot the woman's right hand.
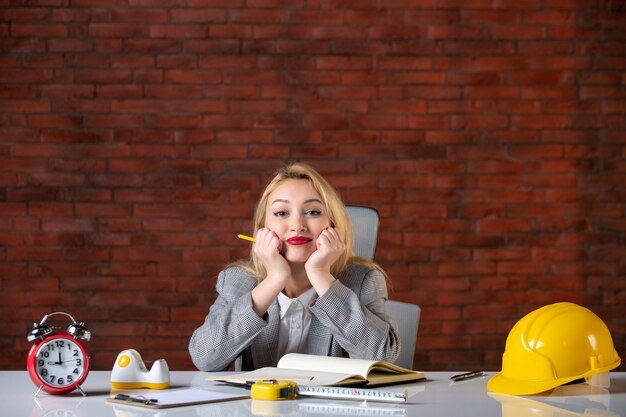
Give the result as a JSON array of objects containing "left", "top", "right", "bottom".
[
  {"left": 253, "top": 228, "right": 291, "bottom": 284},
  {"left": 250, "top": 228, "right": 290, "bottom": 317}
]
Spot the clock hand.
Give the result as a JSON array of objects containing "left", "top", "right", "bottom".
[{"left": 48, "top": 352, "right": 63, "bottom": 365}]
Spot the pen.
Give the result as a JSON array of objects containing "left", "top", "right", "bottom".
[
  {"left": 237, "top": 234, "right": 256, "bottom": 243},
  {"left": 450, "top": 371, "right": 485, "bottom": 382}
]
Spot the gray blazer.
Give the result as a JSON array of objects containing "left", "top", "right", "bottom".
[{"left": 189, "top": 263, "right": 400, "bottom": 371}]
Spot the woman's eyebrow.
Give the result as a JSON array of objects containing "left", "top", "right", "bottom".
[
  {"left": 304, "top": 198, "right": 323, "bottom": 204},
  {"left": 271, "top": 198, "right": 290, "bottom": 205},
  {"left": 271, "top": 198, "right": 322, "bottom": 205}
]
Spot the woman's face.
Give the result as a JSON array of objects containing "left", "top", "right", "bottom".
[{"left": 264, "top": 179, "right": 332, "bottom": 263}]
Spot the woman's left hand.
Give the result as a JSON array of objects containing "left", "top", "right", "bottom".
[{"left": 305, "top": 227, "right": 345, "bottom": 277}]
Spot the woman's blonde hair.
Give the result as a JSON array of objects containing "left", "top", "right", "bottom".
[{"left": 234, "top": 162, "right": 388, "bottom": 283}]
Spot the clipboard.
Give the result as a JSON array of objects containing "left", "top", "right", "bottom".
[{"left": 106, "top": 388, "right": 249, "bottom": 409}]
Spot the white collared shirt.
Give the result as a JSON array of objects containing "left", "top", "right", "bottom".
[{"left": 276, "top": 287, "right": 317, "bottom": 358}]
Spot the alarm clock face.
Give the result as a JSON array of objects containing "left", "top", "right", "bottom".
[{"left": 28, "top": 333, "right": 90, "bottom": 394}]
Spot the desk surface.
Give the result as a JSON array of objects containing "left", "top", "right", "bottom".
[{"left": 4, "top": 370, "right": 625, "bottom": 417}]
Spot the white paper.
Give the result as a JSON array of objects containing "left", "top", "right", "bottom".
[{"left": 117, "top": 388, "right": 247, "bottom": 407}]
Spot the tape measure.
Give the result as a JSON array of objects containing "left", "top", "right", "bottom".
[
  {"left": 251, "top": 380, "right": 297, "bottom": 400},
  {"left": 251, "top": 380, "right": 408, "bottom": 403}
]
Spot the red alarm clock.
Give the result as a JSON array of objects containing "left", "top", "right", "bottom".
[{"left": 26, "top": 312, "right": 91, "bottom": 396}]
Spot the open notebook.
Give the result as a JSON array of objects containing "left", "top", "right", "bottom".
[{"left": 207, "top": 353, "right": 425, "bottom": 387}]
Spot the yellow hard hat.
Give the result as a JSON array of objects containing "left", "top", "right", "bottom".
[{"left": 488, "top": 302, "right": 621, "bottom": 395}]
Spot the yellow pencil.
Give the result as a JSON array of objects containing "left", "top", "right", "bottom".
[{"left": 237, "top": 234, "right": 256, "bottom": 243}]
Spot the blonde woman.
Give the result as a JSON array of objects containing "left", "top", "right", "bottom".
[{"left": 189, "top": 162, "right": 400, "bottom": 371}]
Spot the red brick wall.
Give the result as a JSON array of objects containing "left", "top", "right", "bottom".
[{"left": 1, "top": 1, "right": 624, "bottom": 373}]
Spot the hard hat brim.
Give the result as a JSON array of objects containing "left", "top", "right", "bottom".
[
  {"left": 487, "top": 372, "right": 581, "bottom": 396},
  {"left": 487, "top": 357, "right": 621, "bottom": 396}
]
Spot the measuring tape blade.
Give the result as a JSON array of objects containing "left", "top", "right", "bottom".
[
  {"left": 295, "top": 385, "right": 408, "bottom": 403},
  {"left": 251, "top": 380, "right": 408, "bottom": 403}
]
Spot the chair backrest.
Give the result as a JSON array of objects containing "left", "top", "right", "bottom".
[
  {"left": 384, "top": 300, "right": 421, "bottom": 369},
  {"left": 345, "top": 205, "right": 420, "bottom": 369},
  {"left": 345, "top": 205, "right": 379, "bottom": 260}
]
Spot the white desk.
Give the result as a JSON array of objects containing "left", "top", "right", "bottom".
[{"left": 3, "top": 371, "right": 625, "bottom": 417}]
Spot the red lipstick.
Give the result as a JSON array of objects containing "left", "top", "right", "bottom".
[{"left": 286, "top": 236, "right": 312, "bottom": 245}]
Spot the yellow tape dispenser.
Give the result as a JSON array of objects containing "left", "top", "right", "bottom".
[{"left": 251, "top": 380, "right": 297, "bottom": 401}]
